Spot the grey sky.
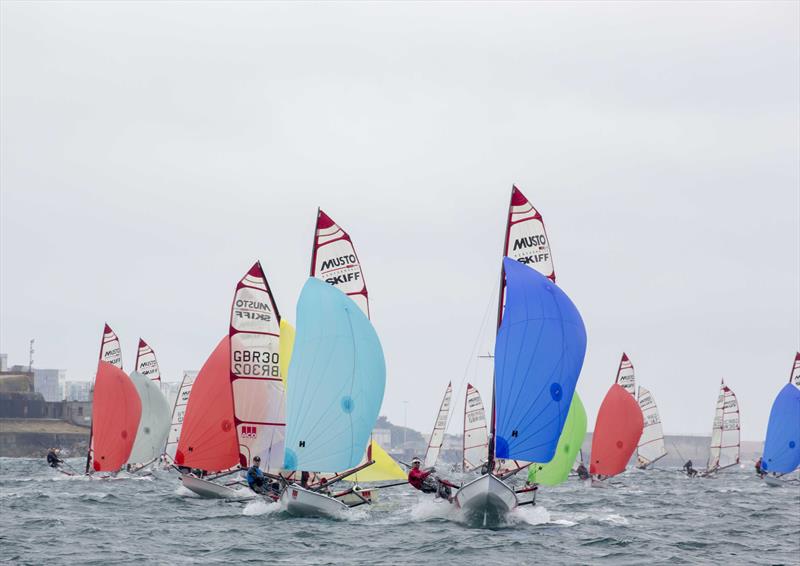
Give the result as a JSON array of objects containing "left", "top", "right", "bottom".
[{"left": 2, "top": 1, "right": 797, "bottom": 442}]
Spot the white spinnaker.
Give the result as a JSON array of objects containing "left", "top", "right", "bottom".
[
  {"left": 615, "top": 353, "right": 636, "bottom": 397},
  {"left": 311, "top": 209, "right": 369, "bottom": 317},
  {"left": 791, "top": 352, "right": 800, "bottom": 387},
  {"left": 230, "top": 263, "right": 285, "bottom": 472},
  {"left": 424, "top": 382, "right": 452, "bottom": 468},
  {"left": 707, "top": 380, "right": 740, "bottom": 471},
  {"left": 127, "top": 371, "right": 172, "bottom": 465},
  {"left": 100, "top": 323, "right": 123, "bottom": 368},
  {"left": 463, "top": 384, "right": 489, "bottom": 472},
  {"left": 135, "top": 339, "right": 161, "bottom": 381},
  {"left": 636, "top": 386, "right": 667, "bottom": 468},
  {"left": 165, "top": 371, "right": 196, "bottom": 460}
]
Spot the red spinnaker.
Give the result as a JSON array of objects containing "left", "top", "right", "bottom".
[
  {"left": 91, "top": 362, "right": 142, "bottom": 472},
  {"left": 175, "top": 337, "right": 239, "bottom": 472},
  {"left": 590, "top": 384, "right": 644, "bottom": 476}
]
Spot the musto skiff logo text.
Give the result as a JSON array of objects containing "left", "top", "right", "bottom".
[
  {"left": 234, "top": 299, "right": 272, "bottom": 322},
  {"left": 320, "top": 254, "right": 362, "bottom": 286},
  {"left": 511, "top": 235, "right": 549, "bottom": 266}
]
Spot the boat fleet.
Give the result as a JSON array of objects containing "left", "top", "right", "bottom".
[{"left": 66, "top": 188, "right": 799, "bottom": 526}]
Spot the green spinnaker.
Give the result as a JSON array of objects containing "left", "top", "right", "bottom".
[{"left": 527, "top": 392, "right": 587, "bottom": 486}]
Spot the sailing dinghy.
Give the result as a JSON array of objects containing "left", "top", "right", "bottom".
[
  {"left": 636, "top": 385, "right": 667, "bottom": 468},
  {"left": 589, "top": 381, "right": 644, "bottom": 486},
  {"left": 701, "top": 379, "right": 740, "bottom": 476},
  {"left": 164, "top": 371, "right": 197, "bottom": 462},
  {"left": 280, "top": 278, "right": 386, "bottom": 517},
  {"left": 760, "top": 353, "right": 800, "bottom": 486},
  {"left": 424, "top": 382, "right": 453, "bottom": 468}
]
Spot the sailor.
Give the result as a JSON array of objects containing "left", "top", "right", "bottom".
[
  {"left": 683, "top": 460, "right": 697, "bottom": 477},
  {"left": 46, "top": 448, "right": 62, "bottom": 468},
  {"left": 576, "top": 461, "right": 590, "bottom": 481},
  {"left": 407, "top": 457, "right": 454, "bottom": 502},
  {"left": 246, "top": 456, "right": 267, "bottom": 494},
  {"left": 755, "top": 457, "right": 766, "bottom": 478}
]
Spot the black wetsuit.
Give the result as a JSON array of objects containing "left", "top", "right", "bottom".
[
  {"left": 576, "top": 464, "right": 590, "bottom": 480},
  {"left": 46, "top": 451, "right": 61, "bottom": 468}
]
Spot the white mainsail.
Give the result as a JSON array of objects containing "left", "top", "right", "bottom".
[
  {"left": 127, "top": 371, "right": 171, "bottom": 465},
  {"left": 706, "top": 380, "right": 740, "bottom": 472},
  {"left": 636, "top": 386, "right": 667, "bottom": 468},
  {"left": 423, "top": 382, "right": 452, "bottom": 468},
  {"left": 463, "top": 383, "right": 489, "bottom": 472},
  {"left": 791, "top": 352, "right": 800, "bottom": 387},
  {"left": 615, "top": 353, "right": 635, "bottom": 397},
  {"left": 100, "top": 323, "right": 123, "bottom": 368},
  {"left": 230, "top": 262, "right": 285, "bottom": 472},
  {"left": 135, "top": 339, "right": 161, "bottom": 381},
  {"left": 165, "top": 371, "right": 197, "bottom": 460}
]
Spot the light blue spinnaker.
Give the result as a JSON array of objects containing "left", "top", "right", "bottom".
[
  {"left": 494, "top": 257, "right": 587, "bottom": 463},
  {"left": 283, "top": 278, "right": 386, "bottom": 473},
  {"left": 762, "top": 382, "right": 800, "bottom": 474}
]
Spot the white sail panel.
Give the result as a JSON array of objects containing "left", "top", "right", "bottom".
[
  {"left": 165, "top": 371, "right": 196, "bottom": 460},
  {"left": 791, "top": 352, "right": 800, "bottom": 387},
  {"left": 463, "top": 384, "right": 489, "bottom": 472},
  {"left": 100, "top": 323, "right": 123, "bottom": 368},
  {"left": 615, "top": 353, "right": 636, "bottom": 397},
  {"left": 503, "top": 186, "right": 555, "bottom": 281},
  {"left": 135, "top": 339, "right": 161, "bottom": 381},
  {"left": 311, "top": 209, "right": 369, "bottom": 317},
  {"left": 424, "top": 382, "right": 452, "bottom": 468},
  {"left": 707, "top": 380, "right": 740, "bottom": 471},
  {"left": 127, "top": 371, "right": 171, "bottom": 465},
  {"left": 636, "top": 386, "right": 667, "bottom": 468},
  {"left": 230, "top": 262, "right": 285, "bottom": 472}
]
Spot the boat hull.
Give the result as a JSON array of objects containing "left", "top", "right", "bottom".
[
  {"left": 180, "top": 475, "right": 248, "bottom": 500},
  {"left": 280, "top": 485, "right": 349, "bottom": 517},
  {"left": 763, "top": 475, "right": 784, "bottom": 487},
  {"left": 453, "top": 474, "right": 517, "bottom": 526}
]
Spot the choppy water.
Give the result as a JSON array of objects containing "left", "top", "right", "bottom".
[{"left": 1, "top": 458, "right": 798, "bottom": 565}]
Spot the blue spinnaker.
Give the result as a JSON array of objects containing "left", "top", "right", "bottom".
[
  {"left": 762, "top": 383, "right": 800, "bottom": 473},
  {"left": 283, "top": 278, "right": 386, "bottom": 473},
  {"left": 494, "top": 257, "right": 587, "bottom": 462}
]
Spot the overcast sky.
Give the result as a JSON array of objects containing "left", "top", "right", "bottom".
[{"left": 2, "top": 1, "right": 798, "bottom": 442}]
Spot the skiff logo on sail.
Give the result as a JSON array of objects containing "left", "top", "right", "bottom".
[
  {"left": 644, "top": 413, "right": 661, "bottom": 426},
  {"left": 234, "top": 299, "right": 272, "bottom": 322},
  {"left": 241, "top": 425, "right": 257, "bottom": 438},
  {"left": 467, "top": 412, "right": 485, "bottom": 424},
  {"left": 320, "top": 254, "right": 358, "bottom": 272},
  {"left": 181, "top": 390, "right": 190, "bottom": 401}
]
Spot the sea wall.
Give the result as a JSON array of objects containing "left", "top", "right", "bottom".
[{"left": 0, "top": 419, "right": 90, "bottom": 458}]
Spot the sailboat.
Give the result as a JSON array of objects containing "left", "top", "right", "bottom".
[
  {"left": 164, "top": 370, "right": 196, "bottom": 461},
  {"left": 126, "top": 340, "right": 171, "bottom": 472},
  {"left": 589, "top": 379, "right": 644, "bottom": 486},
  {"left": 423, "top": 382, "right": 452, "bottom": 468},
  {"left": 85, "top": 324, "right": 142, "bottom": 476},
  {"left": 462, "top": 383, "right": 489, "bottom": 473},
  {"left": 636, "top": 386, "right": 667, "bottom": 469},
  {"left": 528, "top": 393, "right": 587, "bottom": 486},
  {"left": 280, "top": 278, "right": 386, "bottom": 517},
  {"left": 760, "top": 353, "right": 800, "bottom": 486},
  {"left": 701, "top": 379, "right": 740, "bottom": 476}
]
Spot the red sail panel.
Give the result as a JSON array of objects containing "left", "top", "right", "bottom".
[
  {"left": 175, "top": 337, "right": 239, "bottom": 472},
  {"left": 310, "top": 209, "right": 369, "bottom": 317},
  {"left": 590, "top": 384, "right": 644, "bottom": 476},
  {"left": 91, "top": 361, "right": 141, "bottom": 471}
]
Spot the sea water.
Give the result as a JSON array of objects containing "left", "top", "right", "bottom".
[{"left": 1, "top": 458, "right": 798, "bottom": 564}]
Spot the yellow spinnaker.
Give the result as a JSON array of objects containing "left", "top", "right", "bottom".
[
  {"left": 345, "top": 440, "right": 406, "bottom": 482},
  {"left": 279, "top": 319, "right": 295, "bottom": 386}
]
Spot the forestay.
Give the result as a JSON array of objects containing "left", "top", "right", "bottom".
[
  {"left": 706, "top": 380, "right": 740, "bottom": 472},
  {"left": 283, "top": 278, "right": 385, "bottom": 473},
  {"left": 636, "top": 386, "right": 667, "bottom": 468},
  {"left": 127, "top": 371, "right": 171, "bottom": 465},
  {"left": 615, "top": 353, "right": 635, "bottom": 397},
  {"left": 90, "top": 362, "right": 142, "bottom": 472},
  {"left": 311, "top": 209, "right": 369, "bottom": 317},
  {"left": 175, "top": 337, "right": 239, "bottom": 473},
  {"left": 590, "top": 384, "right": 644, "bottom": 477},
  {"left": 493, "top": 258, "right": 587, "bottom": 463},
  {"left": 229, "top": 262, "right": 285, "bottom": 471},
  {"left": 528, "top": 392, "right": 587, "bottom": 486},
  {"left": 463, "top": 384, "right": 489, "bottom": 472},
  {"left": 165, "top": 371, "right": 197, "bottom": 460},
  {"left": 135, "top": 339, "right": 161, "bottom": 381},
  {"left": 424, "top": 382, "right": 452, "bottom": 468}
]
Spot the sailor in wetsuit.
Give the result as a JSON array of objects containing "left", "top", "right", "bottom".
[
  {"left": 407, "top": 457, "right": 454, "bottom": 502},
  {"left": 575, "top": 461, "right": 590, "bottom": 481},
  {"left": 246, "top": 456, "right": 280, "bottom": 498},
  {"left": 46, "top": 448, "right": 62, "bottom": 469},
  {"left": 683, "top": 460, "right": 698, "bottom": 477}
]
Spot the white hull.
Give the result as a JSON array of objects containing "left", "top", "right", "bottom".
[
  {"left": 180, "top": 475, "right": 249, "bottom": 500},
  {"left": 763, "top": 475, "right": 785, "bottom": 487},
  {"left": 280, "top": 484, "right": 349, "bottom": 517},
  {"left": 336, "top": 487, "right": 376, "bottom": 506},
  {"left": 453, "top": 474, "right": 517, "bottom": 526}
]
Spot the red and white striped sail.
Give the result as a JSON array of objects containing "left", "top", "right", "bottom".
[
  {"left": 615, "top": 353, "right": 636, "bottom": 397},
  {"left": 463, "top": 384, "right": 489, "bottom": 472},
  {"left": 100, "top": 323, "right": 123, "bottom": 369},
  {"left": 424, "top": 382, "right": 452, "bottom": 468},
  {"left": 706, "top": 380, "right": 740, "bottom": 472},
  {"left": 636, "top": 386, "right": 667, "bottom": 468},
  {"left": 230, "top": 262, "right": 285, "bottom": 472},
  {"left": 791, "top": 352, "right": 800, "bottom": 387},
  {"left": 165, "top": 371, "right": 197, "bottom": 460},
  {"left": 135, "top": 339, "right": 161, "bottom": 382},
  {"left": 310, "top": 209, "right": 369, "bottom": 317},
  {"left": 502, "top": 185, "right": 555, "bottom": 280}
]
